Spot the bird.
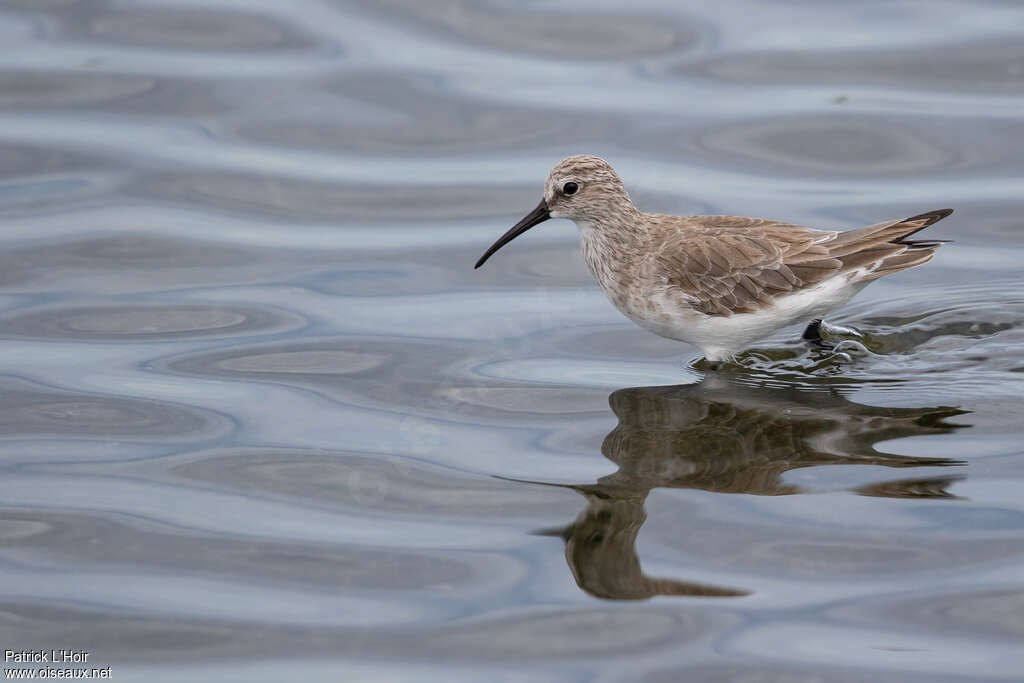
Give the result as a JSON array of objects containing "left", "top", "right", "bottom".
[{"left": 474, "top": 154, "right": 951, "bottom": 363}]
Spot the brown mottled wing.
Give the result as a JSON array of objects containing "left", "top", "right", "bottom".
[
  {"left": 648, "top": 216, "right": 840, "bottom": 316},
  {"left": 649, "top": 210, "right": 951, "bottom": 317}
]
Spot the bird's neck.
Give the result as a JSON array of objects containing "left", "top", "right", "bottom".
[{"left": 576, "top": 209, "right": 645, "bottom": 297}]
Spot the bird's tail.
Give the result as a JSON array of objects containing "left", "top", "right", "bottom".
[{"left": 830, "top": 208, "right": 953, "bottom": 280}]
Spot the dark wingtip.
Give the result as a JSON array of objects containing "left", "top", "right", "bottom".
[
  {"left": 902, "top": 239, "right": 953, "bottom": 248},
  {"left": 894, "top": 208, "right": 955, "bottom": 244},
  {"left": 906, "top": 208, "right": 954, "bottom": 224}
]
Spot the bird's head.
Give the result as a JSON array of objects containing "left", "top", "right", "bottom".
[{"left": 475, "top": 154, "right": 635, "bottom": 269}]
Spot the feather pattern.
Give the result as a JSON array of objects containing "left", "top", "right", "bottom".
[
  {"left": 476, "top": 154, "right": 952, "bottom": 360},
  {"left": 640, "top": 209, "right": 952, "bottom": 317}
]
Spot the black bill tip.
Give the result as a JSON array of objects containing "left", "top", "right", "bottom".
[{"left": 475, "top": 198, "right": 550, "bottom": 269}]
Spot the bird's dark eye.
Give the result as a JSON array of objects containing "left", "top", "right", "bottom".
[{"left": 562, "top": 181, "right": 579, "bottom": 195}]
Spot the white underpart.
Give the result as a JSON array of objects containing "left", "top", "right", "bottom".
[
  {"left": 640, "top": 275, "right": 870, "bottom": 361},
  {"left": 613, "top": 269, "right": 871, "bottom": 362},
  {"left": 574, "top": 219, "right": 874, "bottom": 361}
]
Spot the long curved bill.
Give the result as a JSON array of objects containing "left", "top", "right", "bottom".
[{"left": 474, "top": 199, "right": 550, "bottom": 269}]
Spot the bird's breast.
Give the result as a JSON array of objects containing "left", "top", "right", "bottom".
[{"left": 579, "top": 236, "right": 677, "bottom": 326}]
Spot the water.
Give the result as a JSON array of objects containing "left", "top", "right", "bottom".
[{"left": 1, "top": 1, "right": 1022, "bottom": 680}]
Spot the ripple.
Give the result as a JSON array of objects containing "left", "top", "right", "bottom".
[
  {"left": 700, "top": 282, "right": 1024, "bottom": 396},
  {"left": 163, "top": 336, "right": 612, "bottom": 422},
  {"left": 692, "top": 115, "right": 954, "bottom": 177},
  {"left": 0, "top": 509, "right": 516, "bottom": 593},
  {"left": 307, "top": 261, "right": 466, "bottom": 297},
  {"left": 436, "top": 386, "right": 606, "bottom": 415},
  {"left": 642, "top": 663, "right": 965, "bottom": 683},
  {"left": 543, "top": 324, "right": 692, "bottom": 360},
  {"left": 1, "top": 0, "right": 76, "bottom": 8},
  {"left": 0, "top": 518, "right": 52, "bottom": 541},
  {"left": 0, "top": 601, "right": 731, "bottom": 663},
  {"left": 0, "top": 304, "right": 303, "bottom": 341},
  {"left": 130, "top": 171, "right": 536, "bottom": 222},
  {"left": 0, "top": 0, "right": 1022, "bottom": 675},
  {"left": 217, "top": 350, "right": 386, "bottom": 374},
  {"left": 237, "top": 72, "right": 619, "bottom": 156},
  {"left": 678, "top": 37, "right": 1024, "bottom": 93},
  {"left": 0, "top": 70, "right": 231, "bottom": 117},
  {"left": 0, "top": 71, "right": 155, "bottom": 109},
  {"left": 167, "top": 447, "right": 571, "bottom": 518},
  {"left": 629, "top": 113, "right": 1024, "bottom": 180},
  {"left": 54, "top": 234, "right": 252, "bottom": 267},
  {"left": 476, "top": 358, "right": 699, "bottom": 389},
  {"left": 832, "top": 588, "right": 1024, "bottom": 640},
  {"left": 749, "top": 540, "right": 945, "bottom": 576},
  {"left": 68, "top": 6, "right": 314, "bottom": 51},
  {"left": 409, "top": 607, "right": 728, "bottom": 659},
  {"left": 0, "top": 377, "right": 228, "bottom": 440},
  {"left": 349, "top": 0, "right": 700, "bottom": 60},
  {"left": 0, "top": 602, "right": 237, "bottom": 662},
  {"left": 168, "top": 340, "right": 399, "bottom": 380},
  {"left": 0, "top": 142, "right": 118, "bottom": 179},
  {"left": 0, "top": 143, "right": 120, "bottom": 215},
  {"left": 0, "top": 234, "right": 306, "bottom": 292}
]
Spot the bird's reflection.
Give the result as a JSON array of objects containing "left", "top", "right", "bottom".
[{"left": 518, "top": 376, "right": 968, "bottom": 601}]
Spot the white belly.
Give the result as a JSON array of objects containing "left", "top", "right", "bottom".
[{"left": 606, "top": 275, "right": 867, "bottom": 361}]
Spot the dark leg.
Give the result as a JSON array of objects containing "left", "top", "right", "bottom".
[
  {"left": 801, "top": 318, "right": 823, "bottom": 343},
  {"left": 801, "top": 318, "right": 837, "bottom": 351}
]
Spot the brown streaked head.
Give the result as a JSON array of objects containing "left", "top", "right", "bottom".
[{"left": 474, "top": 154, "right": 635, "bottom": 269}]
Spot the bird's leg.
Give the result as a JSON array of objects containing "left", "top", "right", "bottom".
[
  {"left": 801, "top": 319, "right": 823, "bottom": 342},
  {"left": 802, "top": 318, "right": 835, "bottom": 351}
]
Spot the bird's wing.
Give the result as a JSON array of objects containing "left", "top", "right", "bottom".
[{"left": 646, "top": 210, "right": 951, "bottom": 317}]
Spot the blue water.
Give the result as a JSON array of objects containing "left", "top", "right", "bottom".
[{"left": 1, "top": 1, "right": 1023, "bottom": 681}]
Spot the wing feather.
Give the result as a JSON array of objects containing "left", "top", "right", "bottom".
[{"left": 646, "top": 210, "right": 951, "bottom": 317}]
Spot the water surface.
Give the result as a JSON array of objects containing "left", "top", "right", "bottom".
[{"left": 1, "top": 0, "right": 1023, "bottom": 681}]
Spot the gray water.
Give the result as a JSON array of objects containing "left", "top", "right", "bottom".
[{"left": 1, "top": 1, "right": 1023, "bottom": 681}]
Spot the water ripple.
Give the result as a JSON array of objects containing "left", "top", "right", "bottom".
[
  {"left": 0, "top": 303, "right": 304, "bottom": 341},
  {"left": 236, "top": 71, "right": 620, "bottom": 157},
  {"left": 57, "top": 5, "right": 318, "bottom": 52},
  {"left": 0, "top": 376, "right": 230, "bottom": 441},
  {"left": 345, "top": 0, "right": 702, "bottom": 60},
  {"left": 0, "top": 0, "right": 1022, "bottom": 678},
  {"left": 678, "top": 37, "right": 1024, "bottom": 94}
]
